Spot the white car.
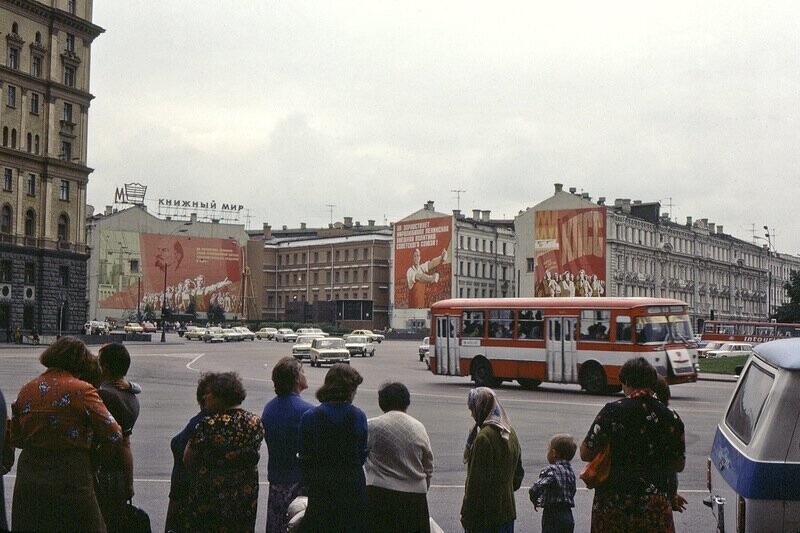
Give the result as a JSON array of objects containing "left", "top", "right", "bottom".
[
  {"left": 184, "top": 326, "right": 207, "bottom": 340},
  {"left": 344, "top": 335, "right": 376, "bottom": 357},
  {"left": 124, "top": 322, "right": 144, "bottom": 333},
  {"left": 698, "top": 341, "right": 726, "bottom": 358},
  {"left": 292, "top": 334, "right": 327, "bottom": 360},
  {"left": 222, "top": 328, "right": 243, "bottom": 342},
  {"left": 705, "top": 342, "right": 754, "bottom": 358},
  {"left": 346, "top": 329, "right": 385, "bottom": 343},
  {"left": 233, "top": 326, "right": 255, "bottom": 341},
  {"left": 256, "top": 327, "right": 278, "bottom": 340},
  {"left": 296, "top": 327, "right": 329, "bottom": 337},
  {"left": 275, "top": 328, "right": 298, "bottom": 342},
  {"left": 202, "top": 327, "right": 225, "bottom": 343},
  {"left": 309, "top": 338, "right": 350, "bottom": 367}
]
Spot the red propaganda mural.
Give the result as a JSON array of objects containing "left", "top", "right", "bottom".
[
  {"left": 394, "top": 216, "right": 453, "bottom": 309},
  {"left": 533, "top": 207, "right": 606, "bottom": 297},
  {"left": 98, "top": 231, "right": 243, "bottom": 315}
]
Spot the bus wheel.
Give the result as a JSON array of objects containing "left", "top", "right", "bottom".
[
  {"left": 517, "top": 378, "right": 541, "bottom": 390},
  {"left": 581, "top": 363, "right": 608, "bottom": 394},
  {"left": 473, "top": 358, "right": 499, "bottom": 388}
]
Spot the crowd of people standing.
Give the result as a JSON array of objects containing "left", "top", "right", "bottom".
[{"left": 0, "top": 337, "right": 686, "bottom": 533}]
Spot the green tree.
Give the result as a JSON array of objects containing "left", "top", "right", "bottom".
[
  {"left": 207, "top": 304, "right": 225, "bottom": 325},
  {"left": 143, "top": 304, "right": 157, "bottom": 322},
  {"left": 773, "top": 270, "right": 800, "bottom": 323}
]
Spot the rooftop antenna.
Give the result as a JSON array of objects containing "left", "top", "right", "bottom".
[
  {"left": 451, "top": 189, "right": 466, "bottom": 211},
  {"left": 325, "top": 204, "right": 335, "bottom": 226},
  {"left": 659, "top": 197, "right": 677, "bottom": 220}
]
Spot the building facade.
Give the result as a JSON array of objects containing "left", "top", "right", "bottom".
[
  {"left": 86, "top": 205, "right": 249, "bottom": 324},
  {"left": 516, "top": 183, "right": 800, "bottom": 329},
  {"left": 257, "top": 218, "right": 393, "bottom": 329},
  {"left": 0, "top": 0, "right": 103, "bottom": 334},
  {"left": 391, "top": 202, "right": 516, "bottom": 331}
]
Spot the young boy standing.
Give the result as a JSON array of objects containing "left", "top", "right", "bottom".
[{"left": 529, "top": 433, "right": 577, "bottom": 533}]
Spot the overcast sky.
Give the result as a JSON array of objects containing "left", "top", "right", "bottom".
[{"left": 87, "top": 1, "right": 800, "bottom": 254}]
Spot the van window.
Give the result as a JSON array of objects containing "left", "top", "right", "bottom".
[{"left": 725, "top": 363, "right": 774, "bottom": 445}]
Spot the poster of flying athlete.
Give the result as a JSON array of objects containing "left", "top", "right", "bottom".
[
  {"left": 394, "top": 216, "right": 453, "bottom": 309},
  {"left": 533, "top": 208, "right": 606, "bottom": 297}
]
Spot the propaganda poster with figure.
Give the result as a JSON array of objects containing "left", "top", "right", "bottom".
[
  {"left": 394, "top": 216, "right": 453, "bottom": 309},
  {"left": 534, "top": 207, "right": 606, "bottom": 297}
]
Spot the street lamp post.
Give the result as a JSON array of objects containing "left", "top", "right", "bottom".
[{"left": 161, "top": 223, "right": 192, "bottom": 342}]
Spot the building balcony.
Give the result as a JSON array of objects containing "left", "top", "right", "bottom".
[{"left": 0, "top": 233, "right": 87, "bottom": 254}]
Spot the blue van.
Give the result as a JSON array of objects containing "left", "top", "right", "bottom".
[{"left": 706, "top": 338, "right": 800, "bottom": 532}]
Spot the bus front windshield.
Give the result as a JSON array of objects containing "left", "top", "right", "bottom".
[{"left": 635, "top": 314, "right": 693, "bottom": 344}]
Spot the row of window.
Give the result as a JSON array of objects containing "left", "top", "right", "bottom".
[
  {"left": 0, "top": 259, "right": 69, "bottom": 286},
  {"left": 458, "top": 235, "right": 512, "bottom": 255},
  {"left": 279, "top": 247, "right": 373, "bottom": 266},
  {"left": 458, "top": 261, "right": 509, "bottom": 280},
  {"left": 3, "top": 170, "right": 71, "bottom": 200},
  {"left": 274, "top": 291, "right": 370, "bottom": 307},
  {"left": 282, "top": 268, "right": 371, "bottom": 285},
  {"left": 6, "top": 21, "right": 77, "bottom": 87},
  {"left": 0, "top": 204, "right": 71, "bottom": 241}
]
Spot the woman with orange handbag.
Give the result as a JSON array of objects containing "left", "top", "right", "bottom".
[{"left": 579, "top": 358, "right": 685, "bottom": 533}]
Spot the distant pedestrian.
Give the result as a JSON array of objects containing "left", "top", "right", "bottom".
[
  {"left": 13, "top": 326, "right": 21, "bottom": 344},
  {"left": 5, "top": 323, "right": 10, "bottom": 343},
  {"left": 261, "top": 357, "right": 314, "bottom": 533},
  {"left": 366, "top": 382, "right": 434, "bottom": 533},
  {"left": 529, "top": 434, "right": 577, "bottom": 533}
]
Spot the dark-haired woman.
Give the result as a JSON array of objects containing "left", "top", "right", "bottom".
[
  {"left": 9, "top": 336, "right": 123, "bottom": 532},
  {"left": 179, "top": 372, "right": 264, "bottom": 532},
  {"left": 580, "top": 357, "right": 686, "bottom": 532},
  {"left": 299, "top": 363, "right": 368, "bottom": 532}
]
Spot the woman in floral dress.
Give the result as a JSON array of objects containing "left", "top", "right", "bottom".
[{"left": 180, "top": 372, "right": 264, "bottom": 532}]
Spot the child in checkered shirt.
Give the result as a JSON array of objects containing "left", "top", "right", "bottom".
[{"left": 529, "top": 434, "right": 577, "bottom": 533}]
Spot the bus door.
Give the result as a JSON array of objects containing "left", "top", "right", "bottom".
[
  {"left": 546, "top": 316, "right": 578, "bottom": 383},
  {"left": 435, "top": 315, "right": 460, "bottom": 376}
]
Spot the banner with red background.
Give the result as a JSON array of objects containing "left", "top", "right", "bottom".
[
  {"left": 534, "top": 207, "right": 606, "bottom": 297},
  {"left": 394, "top": 216, "right": 453, "bottom": 309}
]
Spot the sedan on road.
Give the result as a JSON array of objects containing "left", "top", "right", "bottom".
[
  {"left": 345, "top": 335, "right": 376, "bottom": 357},
  {"left": 292, "top": 334, "right": 327, "bottom": 360},
  {"left": 256, "top": 327, "right": 278, "bottom": 340},
  {"left": 309, "top": 337, "right": 350, "bottom": 367},
  {"left": 275, "top": 328, "right": 298, "bottom": 342}
]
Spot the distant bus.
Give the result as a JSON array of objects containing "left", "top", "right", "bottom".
[
  {"left": 428, "top": 297, "right": 699, "bottom": 394},
  {"left": 701, "top": 320, "right": 800, "bottom": 345}
]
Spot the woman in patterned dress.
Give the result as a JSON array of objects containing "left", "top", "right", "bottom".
[
  {"left": 179, "top": 372, "right": 264, "bottom": 532},
  {"left": 9, "top": 336, "right": 123, "bottom": 532},
  {"left": 580, "top": 357, "right": 686, "bottom": 533}
]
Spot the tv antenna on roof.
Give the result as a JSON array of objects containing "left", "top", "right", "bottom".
[
  {"left": 451, "top": 189, "right": 466, "bottom": 211},
  {"left": 325, "top": 204, "right": 335, "bottom": 226}
]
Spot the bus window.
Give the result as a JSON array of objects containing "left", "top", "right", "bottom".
[
  {"left": 667, "top": 314, "right": 693, "bottom": 342},
  {"left": 462, "top": 311, "right": 485, "bottom": 338},
  {"left": 580, "top": 309, "right": 610, "bottom": 341},
  {"left": 616, "top": 315, "right": 632, "bottom": 343},
  {"left": 718, "top": 325, "right": 734, "bottom": 335},
  {"left": 489, "top": 309, "right": 513, "bottom": 338},
  {"left": 636, "top": 316, "right": 669, "bottom": 344},
  {"left": 517, "top": 309, "right": 543, "bottom": 340}
]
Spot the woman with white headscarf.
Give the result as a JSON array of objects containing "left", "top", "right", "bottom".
[{"left": 461, "top": 387, "right": 524, "bottom": 533}]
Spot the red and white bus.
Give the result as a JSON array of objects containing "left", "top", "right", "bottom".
[
  {"left": 428, "top": 297, "right": 698, "bottom": 393},
  {"left": 701, "top": 320, "right": 800, "bottom": 345}
]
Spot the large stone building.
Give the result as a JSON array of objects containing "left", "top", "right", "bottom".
[
  {"left": 253, "top": 218, "right": 393, "bottom": 329},
  {"left": 515, "top": 183, "right": 800, "bottom": 328},
  {"left": 391, "top": 201, "right": 516, "bottom": 331},
  {"left": 0, "top": 0, "right": 103, "bottom": 335}
]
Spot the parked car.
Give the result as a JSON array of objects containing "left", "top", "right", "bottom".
[
  {"left": 141, "top": 321, "right": 157, "bottom": 333},
  {"left": 233, "top": 326, "right": 256, "bottom": 341},
  {"left": 296, "top": 327, "right": 329, "bottom": 337},
  {"left": 124, "top": 322, "right": 144, "bottom": 333},
  {"left": 346, "top": 329, "right": 385, "bottom": 343},
  {"left": 275, "top": 328, "right": 298, "bottom": 342},
  {"left": 84, "top": 320, "right": 110, "bottom": 335},
  {"left": 222, "top": 328, "right": 243, "bottom": 342},
  {"left": 419, "top": 336, "right": 430, "bottom": 362},
  {"left": 705, "top": 342, "right": 754, "bottom": 358},
  {"left": 256, "top": 327, "right": 278, "bottom": 340},
  {"left": 202, "top": 327, "right": 225, "bottom": 343},
  {"left": 345, "top": 335, "right": 376, "bottom": 357},
  {"left": 292, "top": 334, "right": 327, "bottom": 360},
  {"left": 309, "top": 337, "right": 350, "bottom": 367},
  {"left": 698, "top": 341, "right": 726, "bottom": 358},
  {"left": 184, "top": 326, "right": 207, "bottom": 340},
  {"left": 706, "top": 338, "right": 800, "bottom": 532}
]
